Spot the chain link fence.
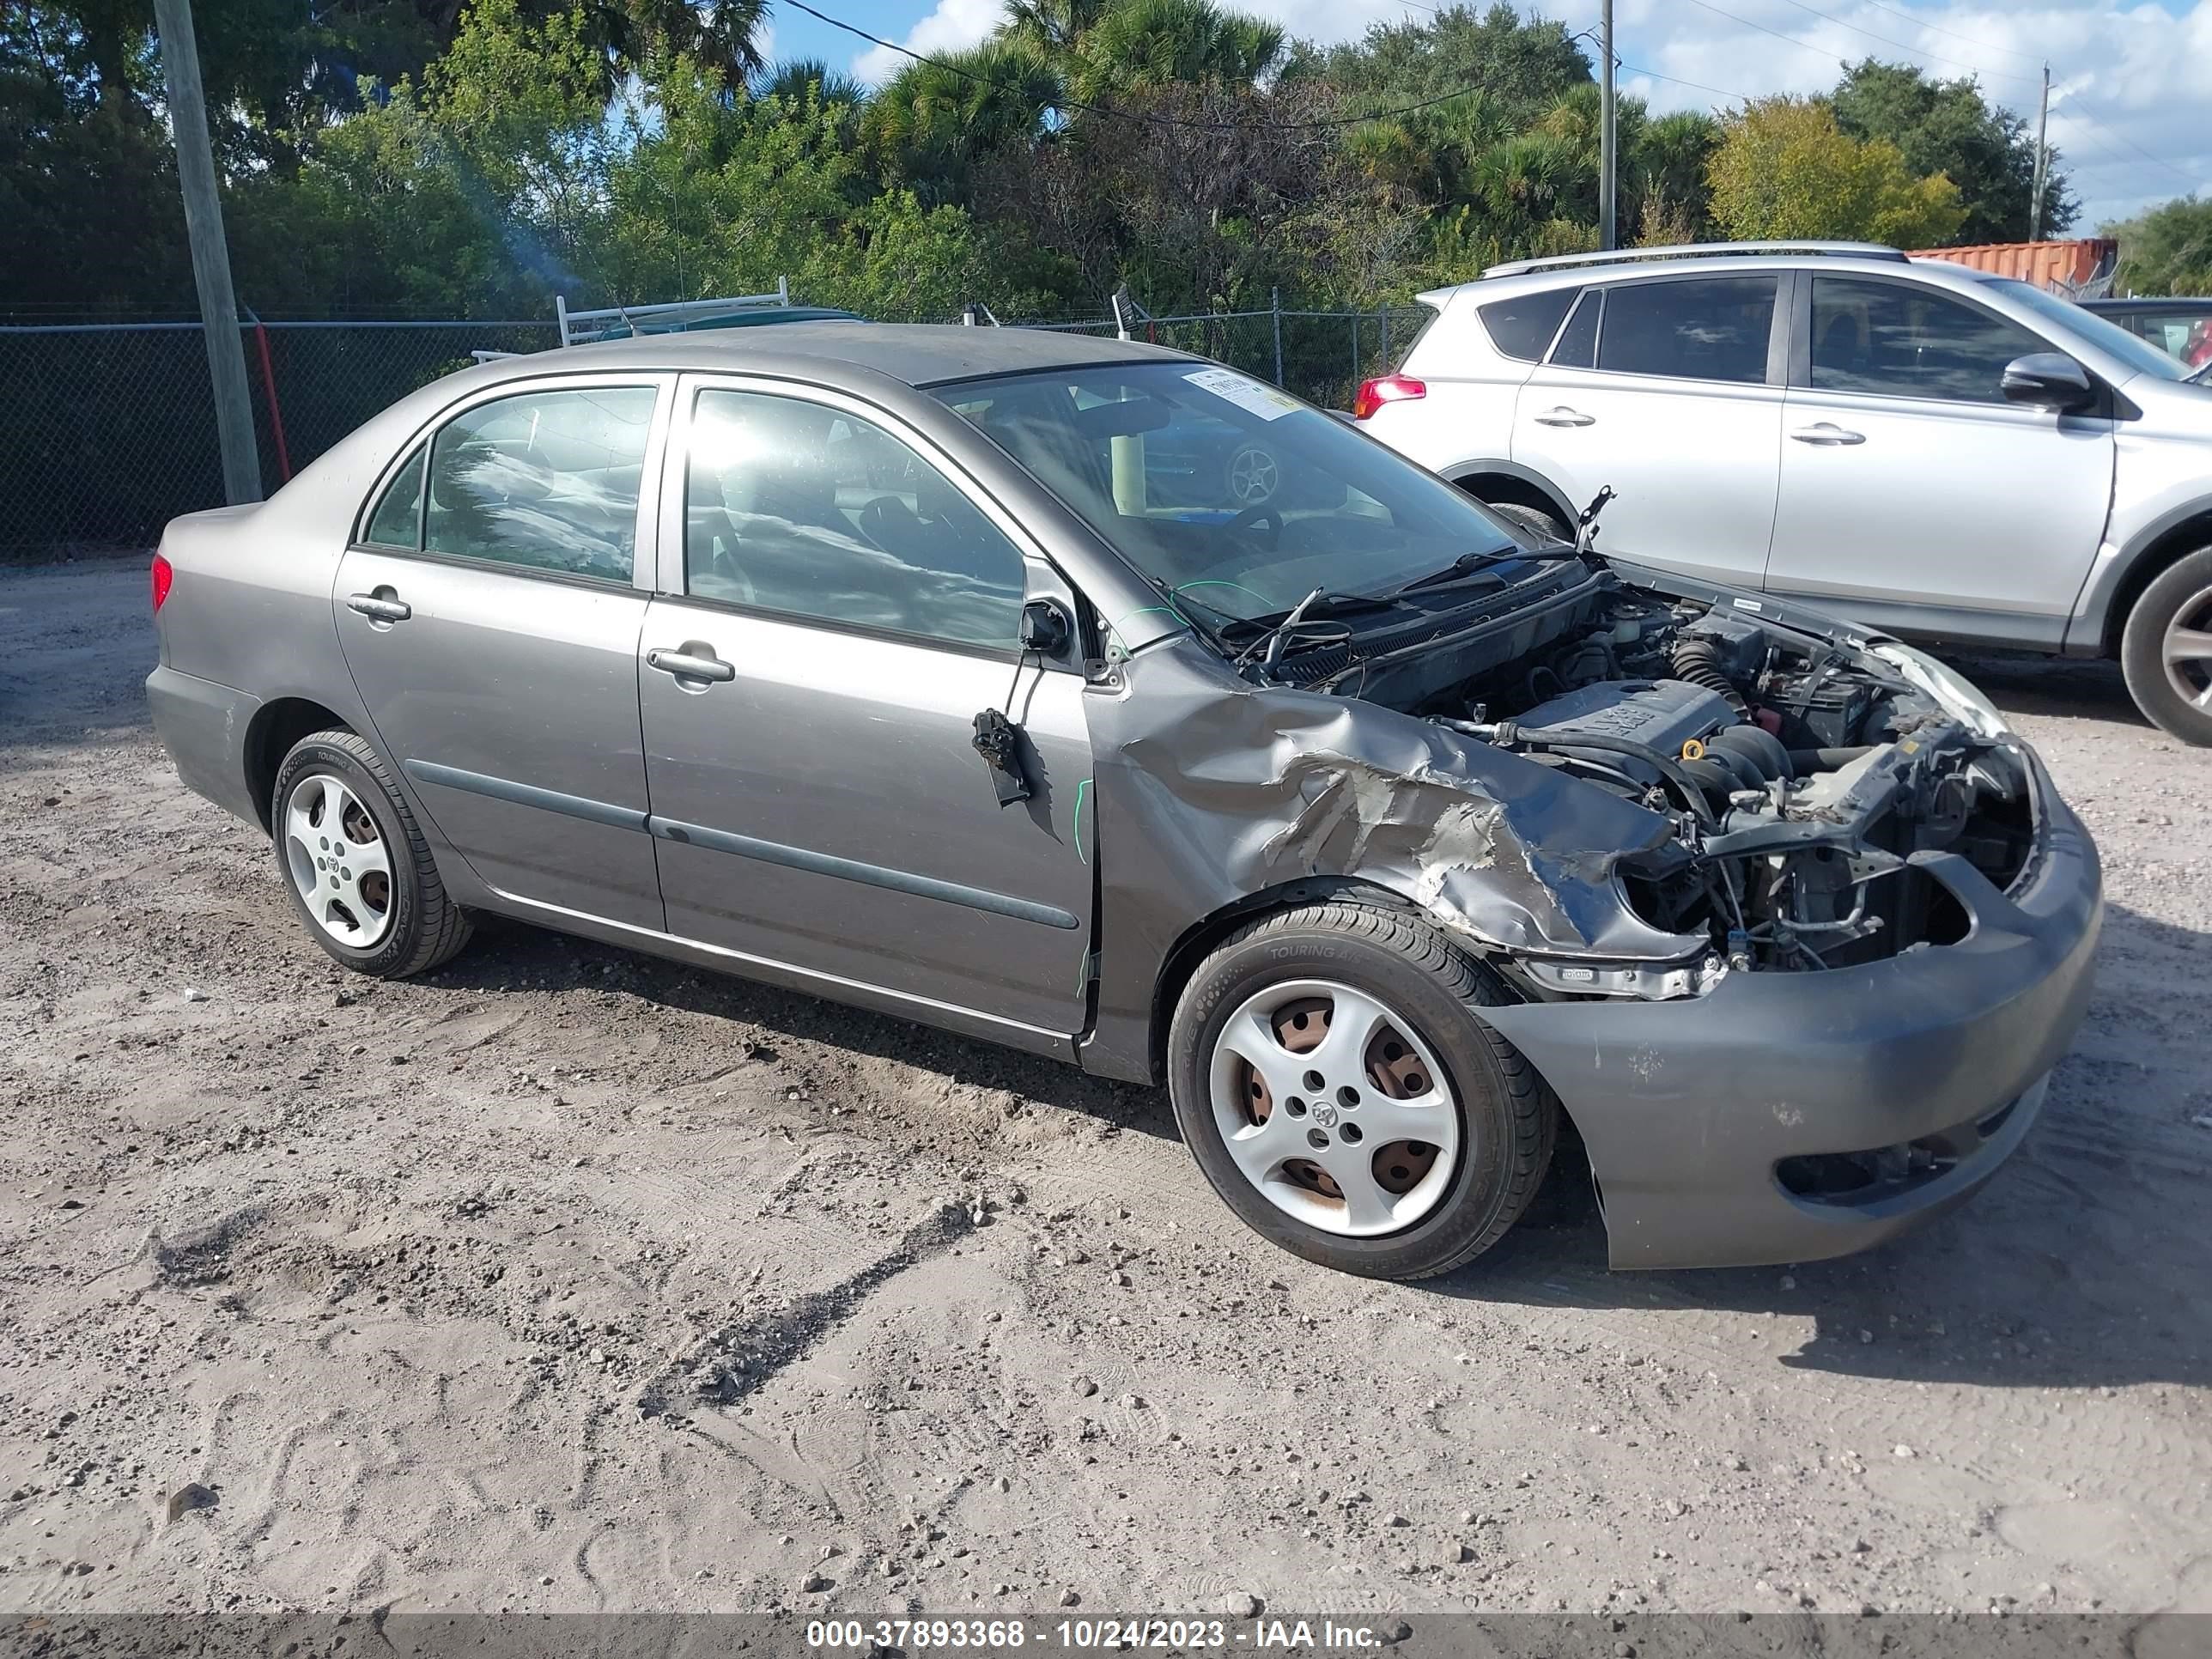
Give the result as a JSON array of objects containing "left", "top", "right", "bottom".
[{"left": 0, "top": 304, "right": 1427, "bottom": 562}]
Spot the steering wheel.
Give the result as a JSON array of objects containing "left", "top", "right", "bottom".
[{"left": 1230, "top": 503, "right": 1281, "bottom": 549}]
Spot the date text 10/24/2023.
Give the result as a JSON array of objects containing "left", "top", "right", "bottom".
[{"left": 805, "top": 1619, "right": 1393, "bottom": 1650}]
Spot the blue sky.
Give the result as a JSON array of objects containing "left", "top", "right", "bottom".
[{"left": 759, "top": 0, "right": 2210, "bottom": 229}]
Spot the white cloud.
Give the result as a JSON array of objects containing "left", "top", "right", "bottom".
[
  {"left": 850, "top": 0, "right": 2212, "bottom": 225},
  {"left": 853, "top": 0, "right": 1012, "bottom": 82}
]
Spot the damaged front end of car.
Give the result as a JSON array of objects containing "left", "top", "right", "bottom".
[{"left": 1083, "top": 556, "right": 2100, "bottom": 1269}]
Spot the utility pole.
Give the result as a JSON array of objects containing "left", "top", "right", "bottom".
[
  {"left": 152, "top": 0, "right": 261, "bottom": 504},
  {"left": 1598, "top": 0, "right": 1618, "bottom": 251},
  {"left": 2028, "top": 61, "right": 2051, "bottom": 242}
]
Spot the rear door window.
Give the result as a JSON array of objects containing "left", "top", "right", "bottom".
[
  {"left": 1548, "top": 289, "right": 1601, "bottom": 368},
  {"left": 423, "top": 386, "right": 658, "bottom": 581},
  {"left": 1480, "top": 287, "right": 1581, "bottom": 362},
  {"left": 362, "top": 445, "right": 424, "bottom": 548},
  {"left": 1597, "top": 276, "right": 1777, "bottom": 384}
]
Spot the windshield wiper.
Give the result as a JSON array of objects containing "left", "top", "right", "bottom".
[
  {"left": 1386, "top": 538, "right": 1586, "bottom": 598},
  {"left": 1227, "top": 586, "right": 1399, "bottom": 670}
]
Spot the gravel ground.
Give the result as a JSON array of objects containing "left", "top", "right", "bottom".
[{"left": 3, "top": 556, "right": 2209, "bottom": 1621}]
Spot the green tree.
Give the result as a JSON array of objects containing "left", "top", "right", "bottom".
[
  {"left": 1832, "top": 59, "right": 2072, "bottom": 245},
  {"left": 1708, "top": 95, "right": 1965, "bottom": 249},
  {"left": 1322, "top": 3, "right": 1590, "bottom": 129},
  {"left": 1066, "top": 0, "right": 1287, "bottom": 104},
  {"left": 2106, "top": 196, "right": 2212, "bottom": 295},
  {"left": 862, "top": 40, "right": 1060, "bottom": 207}
]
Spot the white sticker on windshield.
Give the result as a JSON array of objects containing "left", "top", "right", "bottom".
[{"left": 1183, "top": 367, "right": 1303, "bottom": 422}]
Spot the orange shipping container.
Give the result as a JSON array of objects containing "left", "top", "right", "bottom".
[{"left": 1906, "top": 238, "right": 2118, "bottom": 289}]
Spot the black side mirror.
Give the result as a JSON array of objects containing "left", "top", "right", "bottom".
[
  {"left": 1019, "top": 598, "right": 1073, "bottom": 656},
  {"left": 2001, "top": 352, "right": 2095, "bottom": 412}
]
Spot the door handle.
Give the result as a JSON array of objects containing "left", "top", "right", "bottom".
[
  {"left": 1790, "top": 423, "right": 1866, "bottom": 446},
  {"left": 646, "top": 646, "right": 736, "bottom": 684},
  {"left": 345, "top": 592, "right": 411, "bottom": 623},
  {"left": 1533, "top": 406, "right": 1595, "bottom": 428}
]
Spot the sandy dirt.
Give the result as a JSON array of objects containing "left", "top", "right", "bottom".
[{"left": 2, "top": 556, "right": 2209, "bottom": 1621}]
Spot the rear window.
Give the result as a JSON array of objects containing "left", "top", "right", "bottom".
[{"left": 1479, "top": 287, "right": 1580, "bottom": 362}]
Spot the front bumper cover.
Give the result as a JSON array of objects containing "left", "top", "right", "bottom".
[{"left": 1478, "top": 742, "right": 2101, "bottom": 1270}]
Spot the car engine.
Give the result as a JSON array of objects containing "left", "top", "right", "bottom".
[{"left": 1403, "top": 582, "right": 2038, "bottom": 980}]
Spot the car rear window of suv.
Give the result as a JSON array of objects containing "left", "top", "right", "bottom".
[{"left": 1479, "top": 288, "right": 1580, "bottom": 362}]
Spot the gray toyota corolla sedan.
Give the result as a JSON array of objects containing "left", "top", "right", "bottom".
[{"left": 147, "top": 324, "right": 2101, "bottom": 1279}]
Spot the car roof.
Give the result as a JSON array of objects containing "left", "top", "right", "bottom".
[
  {"left": 1417, "top": 252, "right": 2006, "bottom": 310},
  {"left": 508, "top": 321, "right": 1194, "bottom": 388}
]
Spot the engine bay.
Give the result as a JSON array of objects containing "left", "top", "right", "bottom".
[{"left": 1366, "top": 579, "right": 2037, "bottom": 981}]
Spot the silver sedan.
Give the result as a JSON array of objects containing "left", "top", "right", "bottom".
[{"left": 148, "top": 325, "right": 2100, "bottom": 1279}]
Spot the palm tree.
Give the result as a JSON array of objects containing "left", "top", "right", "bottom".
[
  {"left": 753, "top": 58, "right": 867, "bottom": 110},
  {"left": 1000, "top": 0, "right": 1115, "bottom": 58},
  {"left": 1066, "top": 0, "right": 1288, "bottom": 105},
  {"left": 862, "top": 40, "right": 1062, "bottom": 204},
  {"left": 595, "top": 0, "right": 772, "bottom": 88}
]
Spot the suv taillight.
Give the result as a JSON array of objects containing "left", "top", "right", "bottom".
[
  {"left": 151, "top": 552, "right": 173, "bottom": 611},
  {"left": 1352, "top": 374, "right": 1425, "bottom": 421}
]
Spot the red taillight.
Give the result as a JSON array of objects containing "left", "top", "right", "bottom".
[
  {"left": 151, "top": 552, "right": 173, "bottom": 611},
  {"left": 1352, "top": 374, "right": 1425, "bottom": 421}
]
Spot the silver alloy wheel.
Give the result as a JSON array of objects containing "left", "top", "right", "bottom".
[
  {"left": 2161, "top": 583, "right": 2212, "bottom": 712},
  {"left": 283, "top": 773, "right": 393, "bottom": 949},
  {"left": 1206, "top": 978, "right": 1462, "bottom": 1237},
  {"left": 1225, "top": 443, "right": 1279, "bottom": 507}
]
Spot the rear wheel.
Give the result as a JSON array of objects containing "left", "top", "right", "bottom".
[
  {"left": 2120, "top": 544, "right": 2212, "bottom": 745},
  {"left": 1478, "top": 495, "right": 1572, "bottom": 546},
  {"left": 270, "top": 729, "right": 472, "bottom": 976},
  {"left": 1167, "top": 902, "right": 1556, "bottom": 1280}
]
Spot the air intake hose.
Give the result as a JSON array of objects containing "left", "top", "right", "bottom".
[{"left": 1669, "top": 639, "right": 1747, "bottom": 714}]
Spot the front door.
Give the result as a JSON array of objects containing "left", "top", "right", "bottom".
[
  {"left": 1765, "top": 274, "right": 2114, "bottom": 645},
  {"left": 1510, "top": 273, "right": 1785, "bottom": 586},
  {"left": 637, "top": 378, "right": 1095, "bottom": 1036},
  {"left": 333, "top": 376, "right": 669, "bottom": 929}
]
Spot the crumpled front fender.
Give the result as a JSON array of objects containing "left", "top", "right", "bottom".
[{"left": 1075, "top": 640, "right": 1699, "bottom": 1082}]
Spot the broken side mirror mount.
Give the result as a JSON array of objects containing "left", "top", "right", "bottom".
[{"left": 1019, "top": 598, "right": 1073, "bottom": 658}]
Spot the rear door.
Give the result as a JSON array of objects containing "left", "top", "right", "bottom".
[
  {"left": 1510, "top": 273, "right": 1785, "bottom": 586},
  {"left": 333, "top": 374, "right": 670, "bottom": 928},
  {"left": 635, "top": 375, "right": 1095, "bottom": 1036},
  {"left": 1765, "top": 274, "right": 2113, "bottom": 644}
]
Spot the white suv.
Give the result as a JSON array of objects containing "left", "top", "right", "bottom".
[{"left": 1355, "top": 240, "right": 2212, "bottom": 744}]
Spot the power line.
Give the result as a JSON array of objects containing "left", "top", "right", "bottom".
[
  {"left": 787, "top": 0, "right": 1494, "bottom": 132},
  {"left": 1619, "top": 60, "right": 1751, "bottom": 104},
  {"left": 1854, "top": 0, "right": 2042, "bottom": 64},
  {"left": 1765, "top": 0, "right": 2042, "bottom": 87},
  {"left": 1672, "top": 0, "right": 2200, "bottom": 186}
]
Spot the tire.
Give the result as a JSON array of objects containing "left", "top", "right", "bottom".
[
  {"left": 1166, "top": 901, "right": 1557, "bottom": 1280},
  {"left": 270, "top": 729, "right": 473, "bottom": 976},
  {"left": 1481, "top": 498, "right": 1573, "bottom": 546},
  {"left": 2120, "top": 545, "right": 2212, "bottom": 745}
]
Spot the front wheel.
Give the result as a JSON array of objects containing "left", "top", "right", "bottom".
[
  {"left": 1167, "top": 902, "right": 1556, "bottom": 1280},
  {"left": 2121, "top": 545, "right": 2212, "bottom": 745}
]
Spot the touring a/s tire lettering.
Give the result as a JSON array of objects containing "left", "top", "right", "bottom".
[
  {"left": 270, "top": 729, "right": 474, "bottom": 979},
  {"left": 1168, "top": 901, "right": 1557, "bottom": 1281}
]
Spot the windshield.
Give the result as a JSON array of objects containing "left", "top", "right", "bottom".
[
  {"left": 1991, "top": 280, "right": 2194, "bottom": 383},
  {"left": 933, "top": 362, "right": 1522, "bottom": 622}
]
